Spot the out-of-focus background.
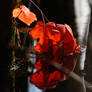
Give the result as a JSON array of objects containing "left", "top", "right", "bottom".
[{"left": 0, "top": 0, "right": 92, "bottom": 92}]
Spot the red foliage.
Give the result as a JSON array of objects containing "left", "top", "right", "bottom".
[
  {"left": 29, "top": 21, "right": 77, "bottom": 55},
  {"left": 29, "top": 21, "right": 81, "bottom": 89}
]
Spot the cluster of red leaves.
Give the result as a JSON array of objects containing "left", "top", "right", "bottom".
[
  {"left": 12, "top": 5, "right": 81, "bottom": 89},
  {"left": 29, "top": 21, "right": 81, "bottom": 89},
  {"left": 12, "top": 5, "right": 37, "bottom": 26}
]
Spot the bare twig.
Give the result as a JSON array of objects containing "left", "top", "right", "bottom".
[
  {"left": 49, "top": 61, "right": 92, "bottom": 90},
  {"left": 29, "top": 0, "right": 49, "bottom": 22}
]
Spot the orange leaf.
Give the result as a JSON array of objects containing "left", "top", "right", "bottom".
[
  {"left": 12, "top": 5, "right": 37, "bottom": 26},
  {"left": 12, "top": 8, "right": 21, "bottom": 18}
]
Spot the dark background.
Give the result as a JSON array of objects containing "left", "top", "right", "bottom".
[
  {"left": 0, "top": 0, "right": 92, "bottom": 92},
  {"left": 0, "top": 0, "right": 11, "bottom": 92}
]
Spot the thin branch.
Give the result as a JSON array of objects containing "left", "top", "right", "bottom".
[
  {"left": 29, "top": 0, "right": 49, "bottom": 22},
  {"left": 48, "top": 58, "right": 92, "bottom": 90}
]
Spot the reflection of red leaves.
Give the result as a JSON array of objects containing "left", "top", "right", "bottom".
[
  {"left": 12, "top": 5, "right": 37, "bottom": 26},
  {"left": 29, "top": 21, "right": 81, "bottom": 89},
  {"left": 30, "top": 70, "right": 62, "bottom": 89},
  {"left": 30, "top": 59, "right": 62, "bottom": 89},
  {"left": 34, "top": 60, "right": 42, "bottom": 71},
  {"left": 30, "top": 54, "right": 77, "bottom": 89}
]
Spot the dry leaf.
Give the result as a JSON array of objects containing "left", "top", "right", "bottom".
[{"left": 12, "top": 5, "right": 37, "bottom": 26}]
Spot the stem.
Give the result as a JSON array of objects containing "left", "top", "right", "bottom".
[
  {"left": 11, "top": 19, "right": 16, "bottom": 92},
  {"left": 16, "top": 28, "right": 21, "bottom": 47},
  {"left": 41, "top": 10, "right": 45, "bottom": 24},
  {"left": 29, "top": 0, "right": 49, "bottom": 22}
]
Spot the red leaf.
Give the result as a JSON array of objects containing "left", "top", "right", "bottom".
[
  {"left": 29, "top": 21, "right": 50, "bottom": 53},
  {"left": 46, "top": 22, "right": 61, "bottom": 42},
  {"left": 62, "top": 24, "right": 77, "bottom": 55},
  {"left": 29, "top": 21, "right": 43, "bottom": 40}
]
